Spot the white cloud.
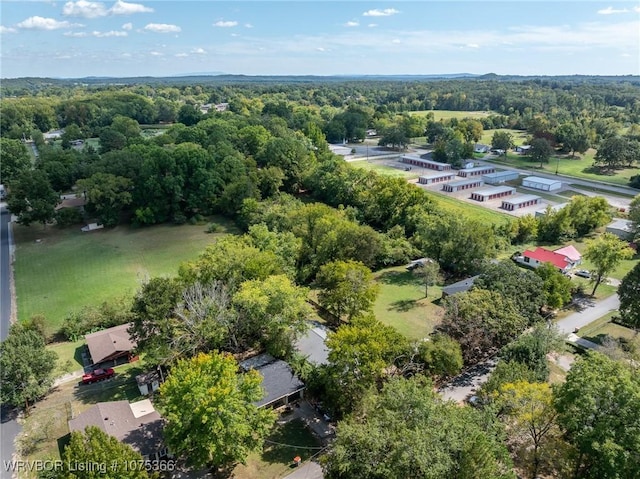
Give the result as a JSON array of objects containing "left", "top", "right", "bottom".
[
  {"left": 245, "top": 23, "right": 253, "bottom": 28},
  {"left": 175, "top": 53, "right": 188, "bottom": 57},
  {"left": 16, "top": 16, "right": 82, "bottom": 30},
  {"left": 0, "top": 26, "right": 17, "bottom": 34},
  {"left": 597, "top": 6, "right": 629, "bottom": 15},
  {"left": 121, "top": 52, "right": 132, "bottom": 57},
  {"left": 122, "top": 22, "right": 133, "bottom": 30},
  {"left": 110, "top": 0, "right": 153, "bottom": 15},
  {"left": 64, "top": 31, "right": 88, "bottom": 37},
  {"left": 466, "top": 43, "right": 480, "bottom": 48},
  {"left": 368, "top": 23, "right": 378, "bottom": 28},
  {"left": 144, "top": 23, "right": 180, "bottom": 33},
  {"left": 391, "top": 39, "right": 401, "bottom": 44},
  {"left": 316, "top": 47, "right": 326, "bottom": 52},
  {"left": 344, "top": 21, "right": 359, "bottom": 27},
  {"left": 363, "top": 8, "right": 399, "bottom": 17},
  {"left": 92, "top": 30, "right": 127, "bottom": 37},
  {"left": 192, "top": 47, "right": 206, "bottom": 54},
  {"left": 62, "top": 1, "right": 108, "bottom": 18},
  {"left": 214, "top": 20, "right": 238, "bottom": 27},
  {"left": 231, "top": 33, "right": 240, "bottom": 37},
  {"left": 635, "top": 6, "right": 640, "bottom": 13},
  {"left": 150, "top": 51, "right": 162, "bottom": 56}
]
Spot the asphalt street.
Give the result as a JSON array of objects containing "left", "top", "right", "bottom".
[{"left": 0, "top": 205, "right": 20, "bottom": 479}]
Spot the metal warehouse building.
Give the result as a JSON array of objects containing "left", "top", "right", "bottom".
[
  {"left": 401, "top": 156, "right": 452, "bottom": 171},
  {"left": 501, "top": 194, "right": 542, "bottom": 211},
  {"left": 522, "top": 176, "right": 562, "bottom": 191},
  {"left": 470, "top": 186, "right": 516, "bottom": 202},
  {"left": 418, "top": 171, "right": 457, "bottom": 185},
  {"left": 442, "top": 178, "right": 484, "bottom": 192},
  {"left": 457, "top": 165, "right": 496, "bottom": 178},
  {"left": 482, "top": 170, "right": 520, "bottom": 185}
]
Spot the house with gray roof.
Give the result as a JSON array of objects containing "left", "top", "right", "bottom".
[{"left": 240, "top": 354, "right": 305, "bottom": 409}]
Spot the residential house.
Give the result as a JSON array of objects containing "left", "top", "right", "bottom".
[
  {"left": 240, "top": 354, "right": 305, "bottom": 409},
  {"left": 514, "top": 247, "right": 574, "bottom": 272},
  {"left": 85, "top": 323, "right": 137, "bottom": 367},
  {"left": 605, "top": 219, "right": 634, "bottom": 241},
  {"left": 295, "top": 322, "right": 329, "bottom": 366},
  {"left": 553, "top": 245, "right": 582, "bottom": 265}
]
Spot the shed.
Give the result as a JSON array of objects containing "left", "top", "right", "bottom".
[
  {"left": 240, "top": 354, "right": 305, "bottom": 409},
  {"left": 136, "top": 369, "right": 163, "bottom": 396},
  {"left": 470, "top": 186, "right": 515, "bottom": 202},
  {"left": 482, "top": 170, "right": 519, "bottom": 185},
  {"left": 85, "top": 323, "right": 136, "bottom": 366},
  {"left": 442, "top": 178, "right": 484, "bottom": 193},
  {"left": 418, "top": 171, "right": 456, "bottom": 185},
  {"left": 441, "top": 275, "right": 480, "bottom": 298},
  {"left": 501, "top": 194, "right": 542, "bottom": 211},
  {"left": 522, "top": 176, "right": 562, "bottom": 192},
  {"left": 605, "top": 219, "right": 634, "bottom": 240},
  {"left": 457, "top": 165, "right": 496, "bottom": 178}
]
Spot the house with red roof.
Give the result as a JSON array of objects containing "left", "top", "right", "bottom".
[{"left": 514, "top": 247, "right": 575, "bottom": 272}]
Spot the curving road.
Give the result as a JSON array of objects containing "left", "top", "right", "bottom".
[{"left": 1, "top": 204, "right": 21, "bottom": 479}]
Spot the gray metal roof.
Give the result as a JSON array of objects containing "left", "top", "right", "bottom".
[
  {"left": 295, "top": 324, "right": 329, "bottom": 365},
  {"left": 442, "top": 275, "right": 480, "bottom": 296},
  {"left": 502, "top": 194, "right": 541, "bottom": 205},
  {"left": 240, "top": 354, "right": 305, "bottom": 407}
]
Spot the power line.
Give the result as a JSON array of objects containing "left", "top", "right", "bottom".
[{"left": 263, "top": 439, "right": 325, "bottom": 450}]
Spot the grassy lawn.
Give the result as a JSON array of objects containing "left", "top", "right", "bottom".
[
  {"left": 408, "top": 110, "right": 494, "bottom": 121},
  {"left": 372, "top": 266, "right": 444, "bottom": 340},
  {"left": 47, "top": 340, "right": 86, "bottom": 376},
  {"left": 480, "top": 128, "right": 529, "bottom": 147},
  {"left": 487, "top": 149, "right": 639, "bottom": 187},
  {"left": 578, "top": 311, "right": 638, "bottom": 345},
  {"left": 421, "top": 189, "right": 513, "bottom": 226},
  {"left": 14, "top": 217, "right": 238, "bottom": 335},
  {"left": 233, "top": 419, "right": 323, "bottom": 479},
  {"left": 349, "top": 159, "right": 419, "bottom": 179}
]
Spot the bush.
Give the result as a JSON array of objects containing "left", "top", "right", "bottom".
[
  {"left": 59, "top": 297, "right": 133, "bottom": 341},
  {"left": 629, "top": 174, "right": 640, "bottom": 189},
  {"left": 55, "top": 207, "right": 83, "bottom": 227},
  {"left": 205, "top": 222, "right": 220, "bottom": 234}
]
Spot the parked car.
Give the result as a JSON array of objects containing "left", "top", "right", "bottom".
[
  {"left": 575, "top": 270, "right": 591, "bottom": 278},
  {"left": 82, "top": 368, "right": 115, "bottom": 384}
]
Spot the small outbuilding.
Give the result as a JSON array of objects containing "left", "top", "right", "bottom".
[
  {"left": 418, "top": 171, "right": 456, "bottom": 185},
  {"left": 605, "top": 219, "right": 634, "bottom": 241},
  {"left": 501, "top": 194, "right": 542, "bottom": 211},
  {"left": 441, "top": 275, "right": 480, "bottom": 298},
  {"left": 522, "top": 176, "right": 562, "bottom": 192},
  {"left": 442, "top": 178, "right": 484, "bottom": 192},
  {"left": 482, "top": 170, "right": 519, "bottom": 185},
  {"left": 470, "top": 186, "right": 515, "bottom": 202}
]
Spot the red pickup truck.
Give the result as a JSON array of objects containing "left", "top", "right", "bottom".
[{"left": 82, "top": 368, "right": 115, "bottom": 384}]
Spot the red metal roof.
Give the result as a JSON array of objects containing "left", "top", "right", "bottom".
[{"left": 523, "top": 247, "right": 571, "bottom": 269}]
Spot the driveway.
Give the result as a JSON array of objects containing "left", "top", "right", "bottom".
[
  {"left": 282, "top": 461, "right": 324, "bottom": 479},
  {"left": 555, "top": 293, "right": 620, "bottom": 335},
  {"left": 438, "top": 357, "right": 498, "bottom": 403}
]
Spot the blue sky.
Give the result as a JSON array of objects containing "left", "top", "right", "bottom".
[{"left": 1, "top": 1, "right": 639, "bottom": 78}]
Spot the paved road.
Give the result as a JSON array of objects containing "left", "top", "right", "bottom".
[
  {"left": 282, "top": 461, "right": 324, "bottom": 479},
  {"left": 438, "top": 357, "right": 499, "bottom": 403},
  {"left": 555, "top": 293, "right": 620, "bottom": 335},
  {"left": 0, "top": 205, "right": 20, "bottom": 478}
]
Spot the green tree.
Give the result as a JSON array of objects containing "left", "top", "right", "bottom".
[
  {"left": 563, "top": 196, "right": 611, "bottom": 237},
  {"left": 157, "top": 352, "right": 275, "bottom": 471},
  {"left": 510, "top": 214, "right": 538, "bottom": 244},
  {"left": 440, "top": 289, "right": 528, "bottom": 364},
  {"left": 7, "top": 170, "right": 59, "bottom": 227},
  {"left": 617, "top": 262, "right": 640, "bottom": 331},
  {"left": 499, "top": 325, "right": 566, "bottom": 381},
  {"left": 497, "top": 381, "right": 559, "bottom": 479},
  {"left": 554, "top": 352, "right": 640, "bottom": 479},
  {"left": 594, "top": 136, "right": 629, "bottom": 170},
  {"left": 60, "top": 426, "right": 151, "bottom": 479},
  {"left": 628, "top": 194, "right": 640, "bottom": 241},
  {"left": 417, "top": 333, "right": 463, "bottom": 379},
  {"left": 0, "top": 324, "right": 57, "bottom": 411},
  {"left": 0, "top": 137, "right": 31, "bottom": 186},
  {"left": 77, "top": 173, "right": 132, "bottom": 226},
  {"left": 315, "top": 260, "right": 379, "bottom": 324},
  {"left": 583, "top": 232, "right": 634, "bottom": 296},
  {"left": 412, "top": 259, "right": 440, "bottom": 297},
  {"left": 233, "top": 275, "right": 311, "bottom": 357},
  {"left": 491, "top": 131, "right": 514, "bottom": 154},
  {"left": 534, "top": 262, "right": 573, "bottom": 310},
  {"left": 529, "top": 138, "right": 554, "bottom": 168},
  {"left": 323, "top": 377, "right": 514, "bottom": 479},
  {"left": 556, "top": 122, "right": 590, "bottom": 158},
  {"left": 480, "top": 360, "right": 540, "bottom": 401}
]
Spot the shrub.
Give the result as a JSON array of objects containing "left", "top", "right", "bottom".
[{"left": 55, "top": 208, "right": 83, "bottom": 227}]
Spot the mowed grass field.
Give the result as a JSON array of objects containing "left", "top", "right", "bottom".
[
  {"left": 372, "top": 266, "right": 444, "bottom": 340},
  {"left": 14, "top": 217, "right": 238, "bottom": 335}
]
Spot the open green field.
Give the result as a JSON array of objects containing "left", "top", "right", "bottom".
[
  {"left": 421, "top": 189, "right": 512, "bottom": 226},
  {"left": 487, "top": 149, "right": 639, "bottom": 187},
  {"left": 349, "top": 159, "right": 419, "bottom": 179},
  {"left": 480, "top": 128, "right": 529, "bottom": 147},
  {"left": 372, "top": 266, "right": 444, "bottom": 340},
  {"left": 14, "top": 217, "right": 238, "bottom": 334},
  {"left": 409, "top": 110, "right": 494, "bottom": 121}
]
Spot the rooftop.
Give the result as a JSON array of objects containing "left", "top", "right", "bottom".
[
  {"left": 419, "top": 171, "right": 456, "bottom": 179},
  {"left": 240, "top": 354, "right": 305, "bottom": 408},
  {"left": 502, "top": 194, "right": 541, "bottom": 204},
  {"left": 524, "top": 247, "right": 572, "bottom": 269},
  {"left": 446, "top": 178, "right": 484, "bottom": 186},
  {"left": 482, "top": 170, "right": 519, "bottom": 179},
  {"left": 522, "top": 176, "right": 562, "bottom": 185},
  {"left": 458, "top": 165, "right": 495, "bottom": 173},
  {"left": 295, "top": 323, "right": 329, "bottom": 365},
  {"left": 442, "top": 275, "right": 481, "bottom": 296},
  {"left": 85, "top": 323, "right": 136, "bottom": 365},
  {"left": 472, "top": 185, "right": 515, "bottom": 196},
  {"left": 554, "top": 245, "right": 582, "bottom": 262},
  {"left": 607, "top": 218, "right": 633, "bottom": 232}
]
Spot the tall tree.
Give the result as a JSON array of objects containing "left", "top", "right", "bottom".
[
  {"left": 534, "top": 262, "right": 573, "bottom": 310},
  {"left": 583, "top": 232, "right": 634, "bottom": 296},
  {"left": 412, "top": 259, "right": 440, "bottom": 297},
  {"left": 529, "top": 138, "right": 554, "bottom": 168},
  {"left": 60, "top": 426, "right": 151, "bottom": 479},
  {"left": 157, "top": 352, "right": 275, "bottom": 472},
  {"left": 6, "top": 170, "right": 59, "bottom": 227},
  {"left": 323, "top": 377, "right": 514, "bottom": 479},
  {"left": 629, "top": 194, "right": 640, "bottom": 241},
  {"left": 315, "top": 260, "right": 379, "bottom": 324},
  {"left": 617, "top": 262, "right": 640, "bottom": 331},
  {"left": 0, "top": 137, "right": 31, "bottom": 186},
  {"left": 554, "top": 352, "right": 640, "bottom": 479},
  {"left": 0, "top": 324, "right": 57, "bottom": 412},
  {"left": 491, "top": 131, "right": 514, "bottom": 154},
  {"left": 77, "top": 173, "right": 132, "bottom": 226}
]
